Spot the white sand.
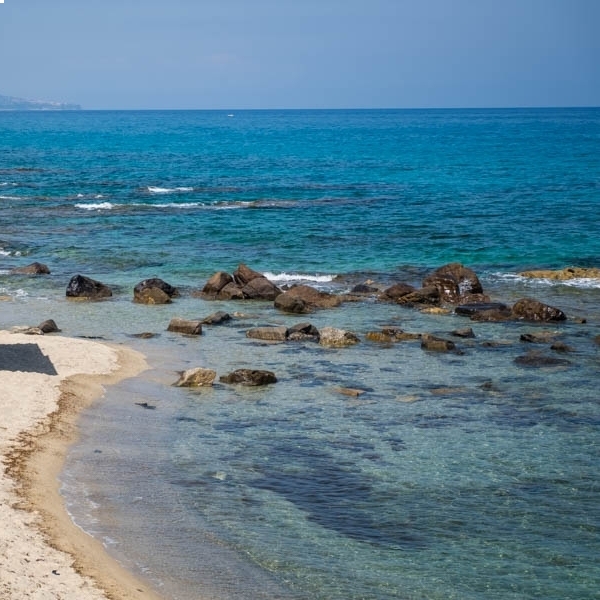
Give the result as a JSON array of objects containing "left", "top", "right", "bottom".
[{"left": 0, "top": 331, "right": 163, "bottom": 600}]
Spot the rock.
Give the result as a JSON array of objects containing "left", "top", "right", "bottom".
[
  {"left": 455, "top": 302, "right": 510, "bottom": 317},
  {"left": 511, "top": 298, "right": 566, "bottom": 322},
  {"left": 201, "top": 271, "right": 233, "bottom": 297},
  {"left": 274, "top": 292, "right": 308, "bottom": 314},
  {"left": 514, "top": 351, "right": 571, "bottom": 368},
  {"left": 275, "top": 285, "right": 343, "bottom": 311},
  {"left": 233, "top": 263, "right": 264, "bottom": 286},
  {"left": 10, "top": 262, "right": 51, "bottom": 275},
  {"left": 37, "top": 319, "right": 60, "bottom": 333},
  {"left": 469, "top": 308, "right": 514, "bottom": 322},
  {"left": 420, "top": 334, "right": 456, "bottom": 352},
  {"left": 395, "top": 286, "right": 440, "bottom": 306},
  {"left": 217, "top": 282, "right": 245, "bottom": 300},
  {"left": 134, "top": 277, "right": 179, "bottom": 299},
  {"left": 350, "top": 283, "right": 379, "bottom": 294},
  {"left": 595, "top": 335, "right": 600, "bottom": 346},
  {"left": 219, "top": 369, "right": 277, "bottom": 386},
  {"left": 520, "top": 331, "right": 557, "bottom": 343},
  {"left": 134, "top": 287, "right": 172, "bottom": 305},
  {"left": 201, "top": 311, "right": 231, "bottom": 325},
  {"left": 287, "top": 322, "right": 320, "bottom": 342},
  {"left": 246, "top": 326, "right": 288, "bottom": 342},
  {"left": 131, "top": 332, "right": 159, "bottom": 339},
  {"left": 422, "top": 263, "right": 483, "bottom": 303},
  {"left": 366, "top": 327, "right": 409, "bottom": 343},
  {"left": 66, "top": 274, "right": 112, "bottom": 300},
  {"left": 319, "top": 327, "right": 360, "bottom": 347},
  {"left": 550, "top": 341, "right": 574, "bottom": 353},
  {"left": 421, "top": 307, "right": 451, "bottom": 315},
  {"left": 241, "top": 276, "right": 282, "bottom": 300},
  {"left": 174, "top": 367, "right": 217, "bottom": 387},
  {"left": 167, "top": 318, "right": 202, "bottom": 335},
  {"left": 380, "top": 282, "right": 417, "bottom": 301},
  {"left": 334, "top": 387, "right": 366, "bottom": 397},
  {"left": 451, "top": 327, "right": 475, "bottom": 338},
  {"left": 519, "top": 267, "right": 600, "bottom": 280}
]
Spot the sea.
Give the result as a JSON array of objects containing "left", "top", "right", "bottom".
[{"left": 1, "top": 108, "right": 599, "bottom": 599}]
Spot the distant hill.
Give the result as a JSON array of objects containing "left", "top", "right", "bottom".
[{"left": 0, "top": 94, "right": 81, "bottom": 110}]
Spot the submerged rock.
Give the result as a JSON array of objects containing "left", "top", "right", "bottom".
[
  {"left": 10, "top": 262, "right": 51, "bottom": 275},
  {"left": 219, "top": 369, "right": 277, "bottom": 386},
  {"left": 514, "top": 351, "right": 571, "bottom": 368}
]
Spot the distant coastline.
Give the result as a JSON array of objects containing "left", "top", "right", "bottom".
[{"left": 0, "top": 93, "right": 81, "bottom": 110}]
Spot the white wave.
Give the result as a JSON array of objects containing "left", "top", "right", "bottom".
[
  {"left": 263, "top": 271, "right": 337, "bottom": 284},
  {"left": 153, "top": 202, "right": 204, "bottom": 209},
  {"left": 0, "top": 194, "right": 20, "bottom": 200},
  {"left": 147, "top": 186, "right": 193, "bottom": 194},
  {"left": 0, "top": 287, "right": 29, "bottom": 298},
  {"left": 75, "top": 202, "right": 114, "bottom": 210},
  {"left": 76, "top": 193, "right": 84, "bottom": 198},
  {"left": 490, "top": 271, "right": 600, "bottom": 289}
]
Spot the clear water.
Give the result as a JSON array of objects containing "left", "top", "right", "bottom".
[{"left": 1, "top": 108, "right": 600, "bottom": 599}]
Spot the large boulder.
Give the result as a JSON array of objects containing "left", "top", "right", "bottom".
[
  {"left": 274, "top": 292, "right": 308, "bottom": 314},
  {"left": 420, "top": 334, "right": 456, "bottom": 352},
  {"left": 217, "top": 282, "right": 245, "bottom": 300},
  {"left": 10, "top": 262, "right": 51, "bottom": 275},
  {"left": 511, "top": 298, "right": 566, "bottom": 322},
  {"left": 66, "top": 275, "right": 112, "bottom": 300},
  {"left": 380, "top": 283, "right": 417, "bottom": 301},
  {"left": 219, "top": 369, "right": 277, "bottom": 386},
  {"left": 174, "top": 367, "right": 217, "bottom": 387},
  {"left": 275, "top": 285, "right": 342, "bottom": 312},
  {"left": 395, "top": 286, "right": 440, "bottom": 306},
  {"left": 319, "top": 327, "right": 359, "bottom": 348},
  {"left": 233, "top": 263, "right": 264, "bottom": 286},
  {"left": 38, "top": 319, "right": 61, "bottom": 333},
  {"left": 134, "top": 278, "right": 179, "bottom": 304},
  {"left": 201, "top": 271, "right": 234, "bottom": 298},
  {"left": 241, "top": 276, "right": 282, "bottom": 300},
  {"left": 422, "top": 263, "right": 484, "bottom": 304}
]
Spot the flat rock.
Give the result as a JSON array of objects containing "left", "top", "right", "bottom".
[
  {"left": 319, "top": 327, "right": 360, "bottom": 347},
  {"left": 519, "top": 267, "right": 600, "bottom": 280},
  {"left": 219, "top": 369, "right": 277, "bottom": 386},
  {"left": 174, "top": 367, "right": 217, "bottom": 387},
  {"left": 514, "top": 351, "right": 571, "bottom": 368},
  {"left": 246, "top": 326, "right": 288, "bottom": 342},
  {"left": 167, "top": 318, "right": 202, "bottom": 335},
  {"left": 420, "top": 334, "right": 456, "bottom": 352}
]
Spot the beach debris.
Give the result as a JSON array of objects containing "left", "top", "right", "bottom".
[
  {"left": 420, "top": 334, "right": 456, "bottom": 352},
  {"left": 219, "top": 369, "right": 277, "bottom": 386},
  {"left": 175, "top": 367, "right": 217, "bottom": 387},
  {"left": 133, "top": 277, "right": 179, "bottom": 304},
  {"left": 66, "top": 274, "right": 112, "bottom": 300},
  {"left": 167, "top": 317, "right": 202, "bottom": 335},
  {"left": 511, "top": 298, "right": 567, "bottom": 322},
  {"left": 319, "top": 326, "right": 359, "bottom": 347},
  {"left": 9, "top": 261, "right": 51, "bottom": 275},
  {"left": 422, "top": 262, "right": 487, "bottom": 304}
]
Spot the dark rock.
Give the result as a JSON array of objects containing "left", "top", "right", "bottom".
[
  {"left": 287, "top": 322, "right": 320, "bottom": 341},
  {"left": 511, "top": 298, "right": 567, "bottom": 322},
  {"left": 246, "top": 326, "right": 288, "bottom": 342},
  {"left": 351, "top": 283, "right": 379, "bottom": 294},
  {"left": 219, "top": 369, "right": 277, "bottom": 386},
  {"left": 37, "top": 319, "right": 60, "bottom": 333},
  {"left": 174, "top": 367, "right": 217, "bottom": 387},
  {"left": 550, "top": 341, "right": 575, "bottom": 353},
  {"left": 133, "top": 287, "right": 171, "bottom": 305},
  {"left": 233, "top": 263, "right": 264, "bottom": 286},
  {"left": 167, "top": 318, "right": 202, "bottom": 335},
  {"left": 395, "top": 286, "right": 440, "bottom": 306},
  {"left": 201, "top": 311, "right": 231, "bottom": 325},
  {"left": 455, "top": 302, "right": 510, "bottom": 316},
  {"left": 595, "top": 335, "right": 600, "bottom": 346},
  {"left": 274, "top": 292, "right": 308, "bottom": 314},
  {"left": 380, "top": 282, "right": 417, "bottom": 301},
  {"left": 134, "top": 277, "right": 179, "bottom": 298},
  {"left": 217, "top": 282, "right": 245, "bottom": 300},
  {"left": 201, "top": 271, "right": 234, "bottom": 297},
  {"left": 451, "top": 327, "right": 475, "bottom": 338},
  {"left": 422, "top": 263, "right": 483, "bottom": 304},
  {"left": 131, "top": 332, "right": 159, "bottom": 339},
  {"left": 66, "top": 274, "right": 112, "bottom": 300},
  {"left": 469, "top": 308, "right": 514, "bottom": 322},
  {"left": 514, "top": 351, "right": 571, "bottom": 368},
  {"left": 420, "top": 334, "right": 456, "bottom": 352},
  {"left": 275, "top": 285, "right": 342, "bottom": 312},
  {"left": 520, "top": 332, "right": 557, "bottom": 344},
  {"left": 241, "top": 276, "right": 282, "bottom": 300},
  {"left": 10, "top": 262, "right": 51, "bottom": 275}
]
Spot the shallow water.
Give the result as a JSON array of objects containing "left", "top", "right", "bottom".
[{"left": 2, "top": 108, "right": 600, "bottom": 599}]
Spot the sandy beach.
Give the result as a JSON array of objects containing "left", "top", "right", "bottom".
[{"left": 0, "top": 330, "right": 163, "bottom": 600}]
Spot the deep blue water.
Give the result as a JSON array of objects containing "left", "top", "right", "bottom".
[{"left": 1, "top": 108, "right": 600, "bottom": 599}]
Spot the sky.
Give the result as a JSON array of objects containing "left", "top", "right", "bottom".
[{"left": 0, "top": 0, "right": 598, "bottom": 110}]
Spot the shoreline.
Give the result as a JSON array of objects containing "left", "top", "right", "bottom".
[{"left": 0, "top": 331, "right": 163, "bottom": 600}]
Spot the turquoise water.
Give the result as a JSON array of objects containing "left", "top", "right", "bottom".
[{"left": 1, "top": 108, "right": 600, "bottom": 599}]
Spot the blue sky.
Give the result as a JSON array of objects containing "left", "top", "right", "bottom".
[{"left": 1, "top": 0, "right": 598, "bottom": 109}]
